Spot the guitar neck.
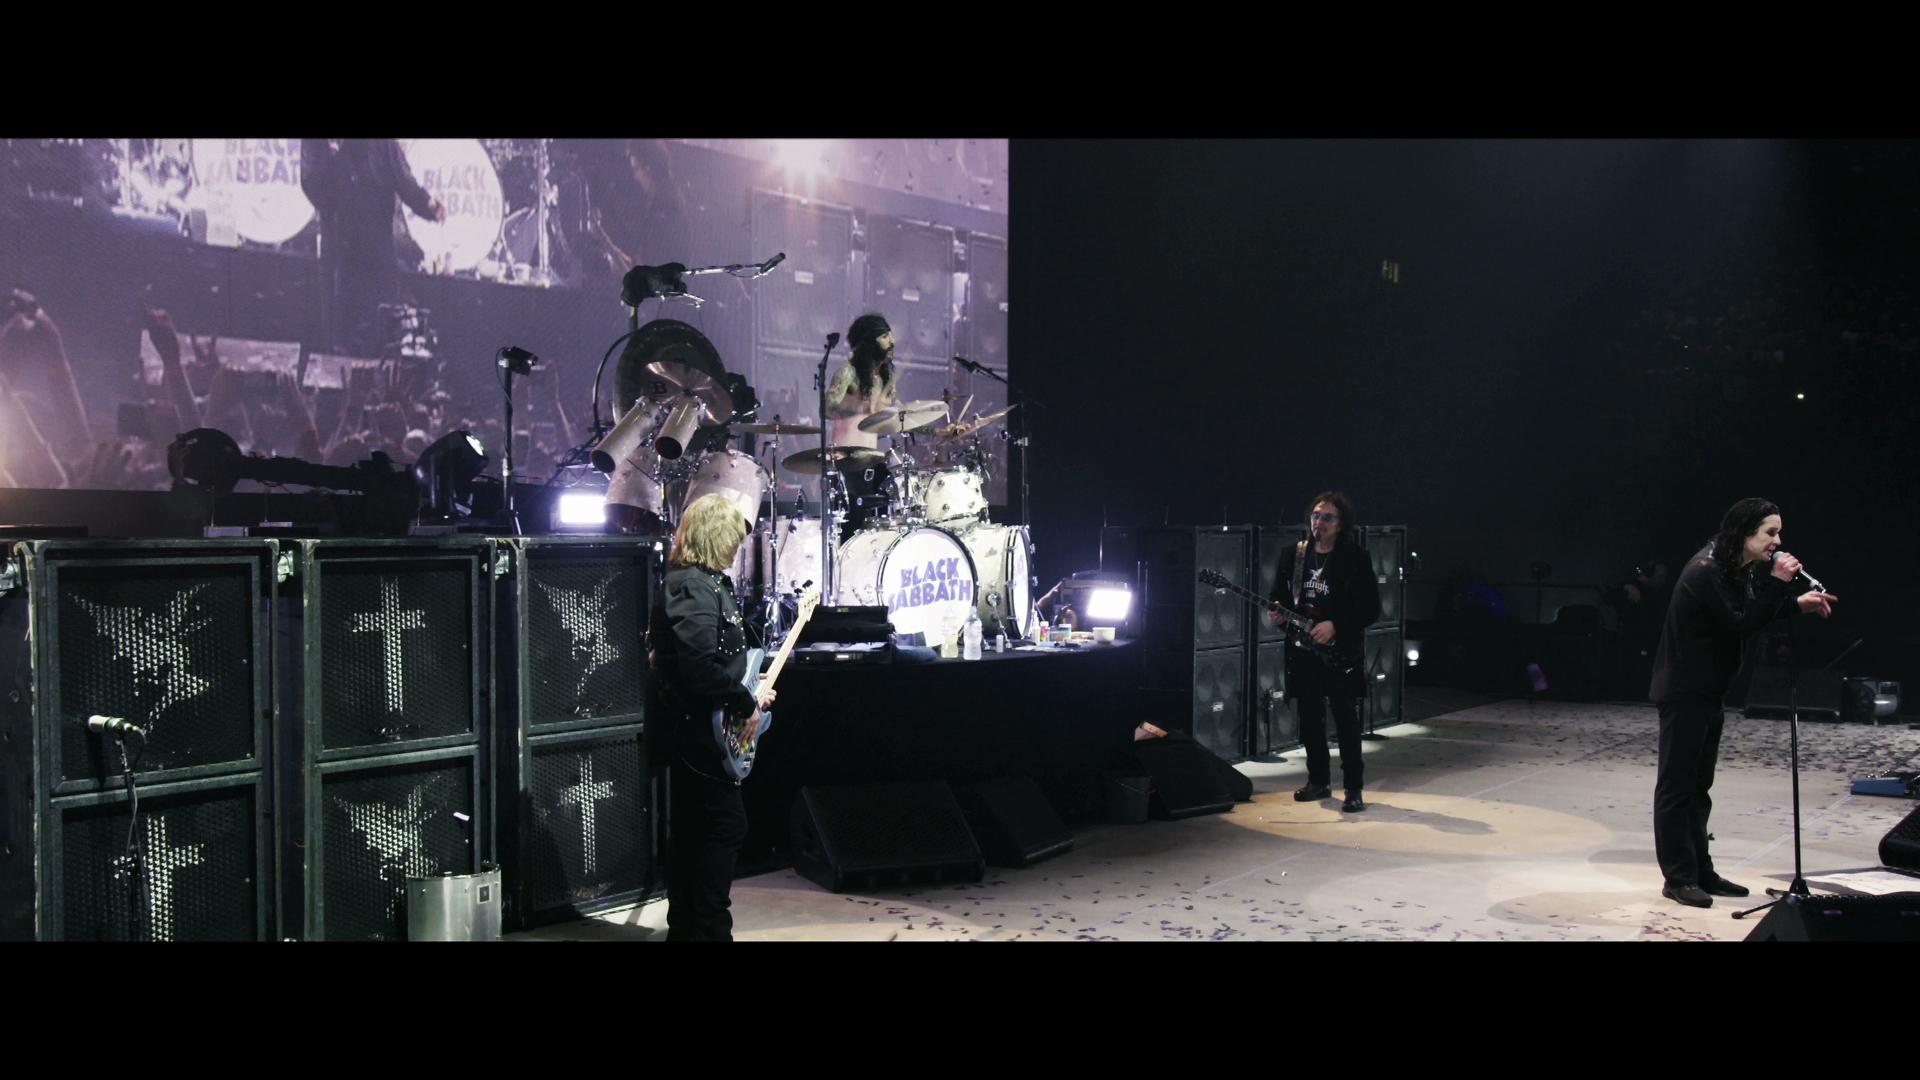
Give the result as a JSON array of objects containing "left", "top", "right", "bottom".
[
  {"left": 759, "top": 601, "right": 818, "bottom": 689},
  {"left": 1202, "top": 574, "right": 1314, "bottom": 632}
]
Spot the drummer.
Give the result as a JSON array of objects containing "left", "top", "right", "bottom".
[{"left": 825, "top": 314, "right": 901, "bottom": 533}]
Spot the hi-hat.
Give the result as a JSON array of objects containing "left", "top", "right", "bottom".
[
  {"left": 781, "top": 446, "right": 885, "bottom": 475},
  {"left": 857, "top": 400, "right": 948, "bottom": 434},
  {"left": 614, "top": 319, "right": 734, "bottom": 421},
  {"left": 736, "top": 422, "right": 822, "bottom": 435}
]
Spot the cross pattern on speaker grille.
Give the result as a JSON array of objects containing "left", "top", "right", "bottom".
[
  {"left": 534, "top": 573, "right": 623, "bottom": 700},
  {"left": 73, "top": 584, "right": 214, "bottom": 731},
  {"left": 536, "top": 753, "right": 616, "bottom": 877},
  {"left": 350, "top": 577, "right": 428, "bottom": 714},
  {"left": 139, "top": 814, "right": 207, "bottom": 942}
]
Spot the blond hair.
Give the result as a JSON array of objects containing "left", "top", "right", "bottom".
[{"left": 670, "top": 494, "right": 750, "bottom": 572}]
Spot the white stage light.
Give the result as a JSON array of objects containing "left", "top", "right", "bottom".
[{"left": 557, "top": 492, "right": 608, "bottom": 526}]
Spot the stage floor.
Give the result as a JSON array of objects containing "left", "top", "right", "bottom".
[{"left": 511, "top": 697, "right": 1920, "bottom": 941}]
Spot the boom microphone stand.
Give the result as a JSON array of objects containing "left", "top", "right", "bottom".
[
  {"left": 1733, "top": 586, "right": 1847, "bottom": 921},
  {"left": 953, "top": 355, "right": 1045, "bottom": 531},
  {"left": 816, "top": 331, "right": 840, "bottom": 599}
]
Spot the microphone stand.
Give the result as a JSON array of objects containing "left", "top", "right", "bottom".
[
  {"left": 1734, "top": 583, "right": 1837, "bottom": 922},
  {"left": 953, "top": 356, "right": 1046, "bottom": 532},
  {"left": 816, "top": 334, "right": 838, "bottom": 599},
  {"left": 497, "top": 347, "right": 538, "bottom": 536}
]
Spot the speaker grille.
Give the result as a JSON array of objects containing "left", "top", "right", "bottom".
[
  {"left": 55, "top": 561, "right": 257, "bottom": 781},
  {"left": 526, "top": 554, "right": 648, "bottom": 726},
  {"left": 1256, "top": 640, "right": 1297, "bottom": 750},
  {"left": 525, "top": 733, "right": 650, "bottom": 912},
  {"left": 1365, "top": 627, "right": 1403, "bottom": 728},
  {"left": 320, "top": 759, "right": 474, "bottom": 940},
  {"left": 1191, "top": 648, "right": 1246, "bottom": 761},
  {"left": 58, "top": 785, "right": 258, "bottom": 941},
  {"left": 319, "top": 558, "right": 475, "bottom": 749},
  {"left": 1362, "top": 527, "right": 1405, "bottom": 626}
]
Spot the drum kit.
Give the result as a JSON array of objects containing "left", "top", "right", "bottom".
[{"left": 595, "top": 321, "right": 1032, "bottom": 649}]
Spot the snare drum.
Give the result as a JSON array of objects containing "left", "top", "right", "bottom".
[
  {"left": 915, "top": 467, "right": 988, "bottom": 525},
  {"left": 680, "top": 448, "right": 769, "bottom": 527},
  {"left": 956, "top": 522, "right": 1034, "bottom": 638},
  {"left": 834, "top": 525, "right": 977, "bottom": 648},
  {"left": 398, "top": 138, "right": 505, "bottom": 273}
]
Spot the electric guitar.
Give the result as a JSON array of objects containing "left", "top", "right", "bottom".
[
  {"left": 712, "top": 585, "right": 819, "bottom": 781},
  {"left": 1196, "top": 568, "right": 1360, "bottom": 673}
]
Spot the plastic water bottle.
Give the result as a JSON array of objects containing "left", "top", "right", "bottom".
[{"left": 962, "top": 610, "right": 983, "bottom": 660}]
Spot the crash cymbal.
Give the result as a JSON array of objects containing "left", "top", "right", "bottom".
[
  {"left": 736, "top": 422, "right": 823, "bottom": 435},
  {"left": 857, "top": 400, "right": 949, "bottom": 434},
  {"left": 614, "top": 318, "right": 734, "bottom": 421},
  {"left": 781, "top": 446, "right": 886, "bottom": 475},
  {"left": 930, "top": 404, "right": 1017, "bottom": 440}
]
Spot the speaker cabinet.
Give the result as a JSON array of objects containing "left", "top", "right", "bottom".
[
  {"left": 280, "top": 539, "right": 491, "bottom": 941},
  {"left": 492, "top": 537, "right": 657, "bottom": 928},
  {"left": 790, "top": 782, "right": 984, "bottom": 893},
  {"left": 1, "top": 539, "right": 276, "bottom": 941},
  {"left": 956, "top": 777, "right": 1072, "bottom": 868}
]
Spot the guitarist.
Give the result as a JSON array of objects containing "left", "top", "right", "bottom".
[
  {"left": 648, "top": 493, "right": 777, "bottom": 942},
  {"left": 1269, "top": 492, "right": 1381, "bottom": 812}
]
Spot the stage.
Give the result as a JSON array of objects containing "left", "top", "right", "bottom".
[{"left": 516, "top": 695, "right": 1920, "bottom": 941}]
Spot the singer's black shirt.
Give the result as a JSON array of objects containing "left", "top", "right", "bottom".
[{"left": 1649, "top": 546, "right": 1803, "bottom": 704}]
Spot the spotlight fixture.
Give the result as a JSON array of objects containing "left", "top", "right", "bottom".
[
  {"left": 557, "top": 493, "right": 608, "bottom": 527},
  {"left": 1058, "top": 572, "right": 1133, "bottom": 628},
  {"left": 413, "top": 429, "right": 489, "bottom": 519}
]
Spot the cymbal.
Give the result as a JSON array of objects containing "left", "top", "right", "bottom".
[
  {"left": 781, "top": 446, "right": 885, "bottom": 475},
  {"left": 857, "top": 399, "right": 948, "bottom": 434},
  {"left": 736, "top": 422, "right": 822, "bottom": 435},
  {"left": 931, "top": 404, "right": 1017, "bottom": 440},
  {"left": 614, "top": 319, "right": 734, "bottom": 421}
]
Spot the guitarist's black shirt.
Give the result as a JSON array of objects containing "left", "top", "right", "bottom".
[
  {"left": 1271, "top": 540, "right": 1380, "bottom": 637},
  {"left": 1271, "top": 539, "right": 1380, "bottom": 693},
  {"left": 649, "top": 565, "right": 759, "bottom": 773}
]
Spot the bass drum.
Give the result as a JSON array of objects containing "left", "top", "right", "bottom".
[
  {"left": 834, "top": 526, "right": 977, "bottom": 649},
  {"left": 956, "top": 523, "right": 1034, "bottom": 638}
]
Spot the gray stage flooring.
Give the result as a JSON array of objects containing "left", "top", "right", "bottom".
[{"left": 514, "top": 697, "right": 1920, "bottom": 942}]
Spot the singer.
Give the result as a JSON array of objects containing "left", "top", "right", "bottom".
[{"left": 1648, "top": 497, "right": 1837, "bottom": 908}]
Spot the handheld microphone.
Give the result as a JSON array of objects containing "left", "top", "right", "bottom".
[
  {"left": 1770, "top": 551, "right": 1828, "bottom": 592},
  {"left": 87, "top": 714, "right": 148, "bottom": 740}
]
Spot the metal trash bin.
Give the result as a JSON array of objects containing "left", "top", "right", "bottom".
[{"left": 406, "top": 867, "right": 502, "bottom": 941}]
